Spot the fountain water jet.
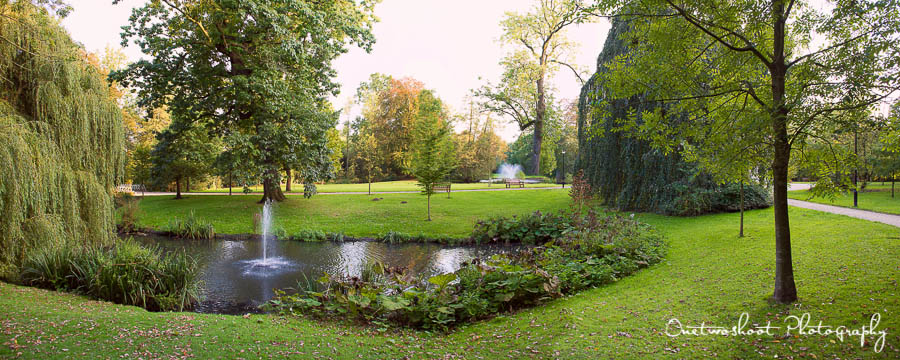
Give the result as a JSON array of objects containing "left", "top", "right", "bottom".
[
  {"left": 497, "top": 163, "right": 523, "bottom": 179},
  {"left": 238, "top": 199, "right": 294, "bottom": 276}
]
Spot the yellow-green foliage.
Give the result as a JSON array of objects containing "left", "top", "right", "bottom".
[{"left": 0, "top": 3, "right": 125, "bottom": 278}]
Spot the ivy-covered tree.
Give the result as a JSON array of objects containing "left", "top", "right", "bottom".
[
  {"left": 113, "top": 0, "right": 376, "bottom": 203},
  {"left": 589, "top": 0, "right": 900, "bottom": 303},
  {"left": 408, "top": 91, "right": 457, "bottom": 221}
]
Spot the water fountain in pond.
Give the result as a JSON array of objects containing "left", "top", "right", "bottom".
[
  {"left": 497, "top": 163, "right": 523, "bottom": 179},
  {"left": 239, "top": 199, "right": 294, "bottom": 276}
]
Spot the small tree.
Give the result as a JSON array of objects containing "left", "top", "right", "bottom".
[
  {"left": 151, "top": 123, "right": 218, "bottom": 199},
  {"left": 357, "top": 131, "right": 382, "bottom": 195},
  {"left": 408, "top": 91, "right": 457, "bottom": 221}
]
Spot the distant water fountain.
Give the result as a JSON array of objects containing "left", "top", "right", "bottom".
[
  {"left": 497, "top": 163, "right": 523, "bottom": 179},
  {"left": 239, "top": 199, "right": 293, "bottom": 276},
  {"left": 478, "top": 163, "right": 540, "bottom": 184}
]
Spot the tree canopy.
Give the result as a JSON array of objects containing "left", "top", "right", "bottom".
[
  {"left": 113, "top": 0, "right": 377, "bottom": 202},
  {"left": 587, "top": 0, "right": 900, "bottom": 303},
  {"left": 0, "top": 1, "right": 125, "bottom": 277}
]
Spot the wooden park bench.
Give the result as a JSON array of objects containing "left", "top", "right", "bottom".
[
  {"left": 504, "top": 179, "right": 525, "bottom": 188},
  {"left": 434, "top": 183, "right": 451, "bottom": 198}
]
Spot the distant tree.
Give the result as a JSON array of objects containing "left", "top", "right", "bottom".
[
  {"left": 326, "top": 128, "right": 346, "bottom": 179},
  {"left": 408, "top": 91, "right": 457, "bottom": 221},
  {"left": 870, "top": 142, "right": 900, "bottom": 198},
  {"left": 356, "top": 131, "right": 382, "bottom": 195},
  {"left": 114, "top": 0, "right": 376, "bottom": 203},
  {"left": 151, "top": 123, "right": 219, "bottom": 199},
  {"left": 355, "top": 74, "right": 426, "bottom": 178},
  {"left": 478, "top": 0, "right": 591, "bottom": 175},
  {"left": 452, "top": 101, "right": 508, "bottom": 182}
]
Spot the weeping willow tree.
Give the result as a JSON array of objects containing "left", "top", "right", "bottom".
[
  {"left": 576, "top": 19, "right": 770, "bottom": 215},
  {"left": 0, "top": 2, "right": 125, "bottom": 278}
]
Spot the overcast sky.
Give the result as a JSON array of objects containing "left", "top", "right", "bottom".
[{"left": 61, "top": 0, "right": 610, "bottom": 142}]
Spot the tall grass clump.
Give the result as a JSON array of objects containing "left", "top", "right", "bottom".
[
  {"left": 163, "top": 211, "right": 215, "bottom": 240},
  {"left": 20, "top": 240, "right": 200, "bottom": 311}
]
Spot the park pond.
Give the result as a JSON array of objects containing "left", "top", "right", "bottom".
[{"left": 131, "top": 234, "right": 523, "bottom": 314}]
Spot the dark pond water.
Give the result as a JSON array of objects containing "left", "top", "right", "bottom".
[{"left": 132, "top": 234, "right": 523, "bottom": 314}]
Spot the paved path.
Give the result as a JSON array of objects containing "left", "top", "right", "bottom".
[
  {"left": 786, "top": 182, "right": 900, "bottom": 227},
  {"left": 140, "top": 186, "right": 564, "bottom": 197},
  {"left": 787, "top": 199, "right": 900, "bottom": 228}
]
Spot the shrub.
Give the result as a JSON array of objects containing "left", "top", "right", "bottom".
[
  {"left": 378, "top": 231, "right": 462, "bottom": 244},
  {"left": 290, "top": 229, "right": 328, "bottom": 242},
  {"left": 470, "top": 211, "right": 572, "bottom": 244},
  {"left": 265, "top": 209, "right": 666, "bottom": 330},
  {"left": 20, "top": 239, "right": 201, "bottom": 311},
  {"left": 163, "top": 211, "right": 215, "bottom": 240},
  {"left": 114, "top": 192, "right": 136, "bottom": 209},
  {"left": 117, "top": 197, "right": 143, "bottom": 233}
]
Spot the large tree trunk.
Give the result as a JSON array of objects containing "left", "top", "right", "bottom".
[
  {"left": 285, "top": 168, "right": 292, "bottom": 192},
  {"left": 739, "top": 180, "right": 745, "bottom": 238},
  {"left": 260, "top": 167, "right": 286, "bottom": 203},
  {"left": 531, "top": 72, "right": 546, "bottom": 176},
  {"left": 769, "top": 6, "right": 797, "bottom": 303},
  {"left": 175, "top": 176, "right": 183, "bottom": 200}
]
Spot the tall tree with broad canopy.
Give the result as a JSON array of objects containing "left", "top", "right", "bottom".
[
  {"left": 587, "top": 0, "right": 900, "bottom": 303},
  {"left": 478, "top": 0, "right": 592, "bottom": 175},
  {"left": 112, "top": 0, "right": 377, "bottom": 202}
]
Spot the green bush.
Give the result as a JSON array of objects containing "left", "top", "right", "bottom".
[
  {"left": 290, "top": 229, "right": 328, "bottom": 242},
  {"left": 662, "top": 182, "right": 771, "bottom": 216},
  {"left": 471, "top": 211, "right": 572, "bottom": 244},
  {"left": 163, "top": 211, "right": 215, "bottom": 240},
  {"left": 20, "top": 240, "right": 201, "bottom": 311},
  {"left": 117, "top": 197, "right": 143, "bottom": 233},
  {"left": 378, "top": 231, "right": 453, "bottom": 244},
  {"left": 265, "top": 209, "right": 666, "bottom": 330}
]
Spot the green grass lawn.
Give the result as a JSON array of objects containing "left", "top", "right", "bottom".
[
  {"left": 3, "top": 207, "right": 899, "bottom": 358},
  {"left": 789, "top": 182, "right": 900, "bottom": 215},
  {"left": 196, "top": 180, "right": 559, "bottom": 193},
  {"left": 135, "top": 189, "right": 572, "bottom": 237}
]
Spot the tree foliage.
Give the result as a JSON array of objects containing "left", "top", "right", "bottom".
[
  {"left": 479, "top": 0, "right": 591, "bottom": 175},
  {"left": 113, "top": 0, "right": 376, "bottom": 202},
  {"left": 588, "top": 0, "right": 900, "bottom": 303},
  {"left": 408, "top": 91, "right": 457, "bottom": 221},
  {"left": 0, "top": 1, "right": 125, "bottom": 277},
  {"left": 151, "top": 123, "right": 219, "bottom": 199},
  {"left": 451, "top": 102, "right": 508, "bottom": 183},
  {"left": 354, "top": 74, "right": 426, "bottom": 178}
]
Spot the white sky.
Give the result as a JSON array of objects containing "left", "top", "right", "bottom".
[{"left": 61, "top": 0, "right": 610, "bottom": 142}]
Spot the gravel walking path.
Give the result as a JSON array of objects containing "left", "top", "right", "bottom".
[{"left": 788, "top": 199, "right": 900, "bottom": 228}]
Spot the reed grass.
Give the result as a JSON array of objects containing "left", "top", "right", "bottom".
[{"left": 20, "top": 239, "right": 201, "bottom": 311}]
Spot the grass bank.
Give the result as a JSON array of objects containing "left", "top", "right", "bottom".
[
  {"left": 197, "top": 180, "right": 558, "bottom": 194},
  {"left": 4, "top": 207, "right": 899, "bottom": 358},
  {"left": 134, "top": 189, "right": 572, "bottom": 238},
  {"left": 789, "top": 182, "right": 900, "bottom": 215}
]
